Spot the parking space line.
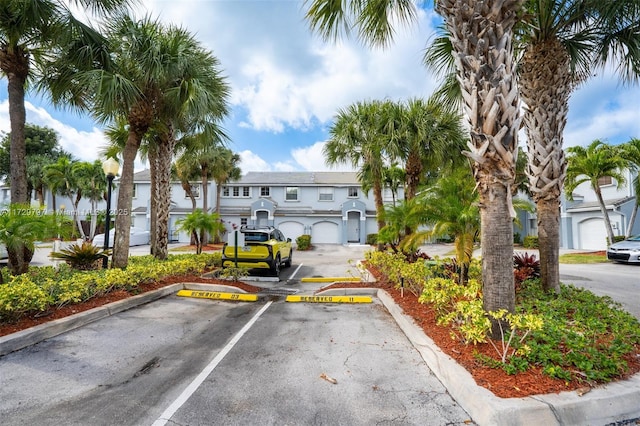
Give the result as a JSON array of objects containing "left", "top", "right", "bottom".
[
  {"left": 152, "top": 301, "right": 273, "bottom": 426},
  {"left": 289, "top": 263, "right": 303, "bottom": 280}
]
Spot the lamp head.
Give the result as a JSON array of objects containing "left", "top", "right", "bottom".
[{"left": 102, "top": 158, "right": 120, "bottom": 178}]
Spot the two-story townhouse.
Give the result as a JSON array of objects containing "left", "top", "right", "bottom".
[
  {"left": 123, "top": 170, "right": 398, "bottom": 245},
  {"left": 217, "top": 171, "right": 390, "bottom": 245},
  {"left": 560, "top": 169, "right": 640, "bottom": 250}
]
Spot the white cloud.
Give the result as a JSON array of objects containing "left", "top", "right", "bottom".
[
  {"left": 291, "top": 141, "right": 356, "bottom": 172},
  {"left": 0, "top": 100, "right": 108, "bottom": 162},
  {"left": 238, "top": 150, "right": 270, "bottom": 173}
]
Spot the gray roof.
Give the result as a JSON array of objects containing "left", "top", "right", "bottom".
[
  {"left": 235, "top": 172, "right": 360, "bottom": 186},
  {"left": 566, "top": 196, "right": 635, "bottom": 212}
]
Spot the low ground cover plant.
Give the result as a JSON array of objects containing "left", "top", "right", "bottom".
[
  {"left": 0, "top": 253, "right": 221, "bottom": 322},
  {"left": 366, "top": 250, "right": 640, "bottom": 386}
]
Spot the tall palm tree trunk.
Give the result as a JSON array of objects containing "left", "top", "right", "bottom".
[
  {"left": 437, "top": 0, "right": 522, "bottom": 338},
  {"left": 520, "top": 38, "right": 571, "bottom": 293},
  {"left": 154, "top": 130, "right": 175, "bottom": 260},
  {"left": 113, "top": 131, "right": 141, "bottom": 268},
  {"left": 594, "top": 186, "right": 616, "bottom": 246},
  {"left": 148, "top": 147, "right": 159, "bottom": 256},
  {"left": 536, "top": 198, "right": 560, "bottom": 293},
  {"left": 373, "top": 181, "right": 385, "bottom": 250},
  {"left": 2, "top": 46, "right": 30, "bottom": 273}
]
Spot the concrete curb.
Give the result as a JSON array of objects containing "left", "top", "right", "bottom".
[
  {"left": 314, "top": 287, "right": 378, "bottom": 296},
  {"left": 0, "top": 283, "right": 241, "bottom": 357},
  {"left": 377, "top": 289, "right": 640, "bottom": 426}
]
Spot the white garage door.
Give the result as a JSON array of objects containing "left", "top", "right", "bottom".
[
  {"left": 311, "top": 221, "right": 339, "bottom": 244},
  {"left": 578, "top": 218, "right": 608, "bottom": 250},
  {"left": 278, "top": 221, "right": 305, "bottom": 241}
]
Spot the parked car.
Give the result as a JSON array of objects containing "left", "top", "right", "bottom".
[
  {"left": 93, "top": 227, "right": 150, "bottom": 248},
  {"left": 606, "top": 235, "right": 640, "bottom": 263},
  {"left": 221, "top": 225, "right": 293, "bottom": 276}
]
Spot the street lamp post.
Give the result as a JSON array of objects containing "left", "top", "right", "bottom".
[{"left": 102, "top": 158, "right": 119, "bottom": 269}]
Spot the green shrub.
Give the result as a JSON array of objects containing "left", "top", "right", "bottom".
[
  {"left": 609, "top": 235, "right": 626, "bottom": 245},
  {"left": 296, "top": 234, "right": 312, "bottom": 250},
  {"left": 366, "top": 233, "right": 378, "bottom": 245},
  {"left": 522, "top": 235, "right": 539, "bottom": 249},
  {"left": 0, "top": 275, "right": 49, "bottom": 320},
  {"left": 513, "top": 232, "right": 522, "bottom": 244},
  {"left": 50, "top": 242, "right": 107, "bottom": 270}
]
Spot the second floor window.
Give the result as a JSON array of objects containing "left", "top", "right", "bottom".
[
  {"left": 223, "top": 186, "right": 250, "bottom": 198},
  {"left": 285, "top": 187, "right": 298, "bottom": 201},
  {"left": 318, "top": 187, "right": 333, "bottom": 201},
  {"left": 185, "top": 184, "right": 200, "bottom": 199},
  {"left": 348, "top": 187, "right": 358, "bottom": 198},
  {"left": 597, "top": 176, "right": 612, "bottom": 186},
  {"left": 132, "top": 183, "right": 137, "bottom": 199},
  {"left": 260, "top": 186, "right": 270, "bottom": 197}
]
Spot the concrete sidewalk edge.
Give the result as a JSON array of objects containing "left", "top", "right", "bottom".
[{"left": 377, "top": 289, "right": 640, "bottom": 426}]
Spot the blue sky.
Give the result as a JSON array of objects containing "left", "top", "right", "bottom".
[{"left": 1, "top": 1, "right": 639, "bottom": 173}]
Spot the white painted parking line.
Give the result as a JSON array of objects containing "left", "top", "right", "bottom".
[
  {"left": 152, "top": 301, "right": 273, "bottom": 426},
  {"left": 289, "top": 263, "right": 303, "bottom": 280}
]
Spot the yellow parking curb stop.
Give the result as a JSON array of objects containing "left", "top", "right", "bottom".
[
  {"left": 285, "top": 295, "right": 372, "bottom": 303},
  {"left": 177, "top": 289, "right": 258, "bottom": 302}
]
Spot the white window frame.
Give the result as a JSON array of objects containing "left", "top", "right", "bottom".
[
  {"left": 222, "top": 186, "right": 230, "bottom": 197},
  {"left": 348, "top": 187, "right": 358, "bottom": 198},
  {"left": 222, "top": 186, "right": 250, "bottom": 198},
  {"left": 260, "top": 186, "right": 270, "bottom": 197},
  {"left": 285, "top": 186, "right": 299, "bottom": 201},
  {"left": 318, "top": 187, "right": 334, "bottom": 201},
  {"left": 132, "top": 183, "right": 137, "bottom": 199}
]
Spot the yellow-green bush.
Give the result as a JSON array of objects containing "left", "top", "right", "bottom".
[
  {"left": 0, "top": 275, "right": 49, "bottom": 320},
  {"left": 0, "top": 253, "right": 219, "bottom": 321}
]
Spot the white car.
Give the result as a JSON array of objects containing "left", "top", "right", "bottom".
[
  {"left": 606, "top": 235, "right": 640, "bottom": 263},
  {"left": 93, "top": 227, "right": 150, "bottom": 248}
]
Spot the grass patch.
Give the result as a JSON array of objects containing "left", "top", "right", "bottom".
[{"left": 559, "top": 251, "right": 608, "bottom": 264}]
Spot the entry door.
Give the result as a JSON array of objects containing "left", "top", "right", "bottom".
[
  {"left": 256, "top": 211, "right": 269, "bottom": 227},
  {"left": 347, "top": 211, "right": 360, "bottom": 243}
]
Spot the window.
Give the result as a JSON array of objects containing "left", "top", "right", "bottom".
[
  {"left": 240, "top": 218, "right": 248, "bottom": 226},
  {"left": 348, "top": 187, "right": 358, "bottom": 198},
  {"left": 285, "top": 187, "right": 298, "bottom": 201},
  {"left": 598, "top": 176, "right": 612, "bottom": 186},
  {"left": 132, "top": 184, "right": 137, "bottom": 199},
  {"left": 222, "top": 186, "right": 250, "bottom": 198},
  {"left": 260, "top": 186, "right": 270, "bottom": 197},
  {"left": 318, "top": 187, "right": 333, "bottom": 201},
  {"left": 185, "top": 184, "right": 200, "bottom": 199}
]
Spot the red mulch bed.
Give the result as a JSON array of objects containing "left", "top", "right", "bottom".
[{"left": 2, "top": 269, "right": 638, "bottom": 400}]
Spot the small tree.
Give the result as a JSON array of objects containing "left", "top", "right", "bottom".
[
  {"left": 0, "top": 204, "right": 53, "bottom": 275},
  {"left": 176, "top": 210, "right": 225, "bottom": 254}
]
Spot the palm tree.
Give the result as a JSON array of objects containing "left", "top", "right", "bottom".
[
  {"left": 424, "top": 1, "right": 640, "bottom": 293},
  {"left": 324, "top": 100, "right": 394, "bottom": 245},
  {"left": 73, "top": 160, "right": 108, "bottom": 240},
  {"left": 0, "top": 0, "right": 133, "bottom": 273},
  {"left": 44, "top": 156, "right": 85, "bottom": 238},
  {"left": 306, "top": 0, "right": 523, "bottom": 337},
  {"left": 151, "top": 27, "right": 230, "bottom": 260},
  {"left": 90, "top": 18, "right": 230, "bottom": 264},
  {"left": 518, "top": 0, "right": 640, "bottom": 293},
  {"left": 620, "top": 138, "right": 640, "bottom": 237},
  {"left": 176, "top": 209, "right": 225, "bottom": 255},
  {"left": 410, "top": 167, "right": 480, "bottom": 285},
  {"left": 396, "top": 97, "right": 467, "bottom": 201},
  {"left": 564, "top": 140, "right": 628, "bottom": 247}
]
